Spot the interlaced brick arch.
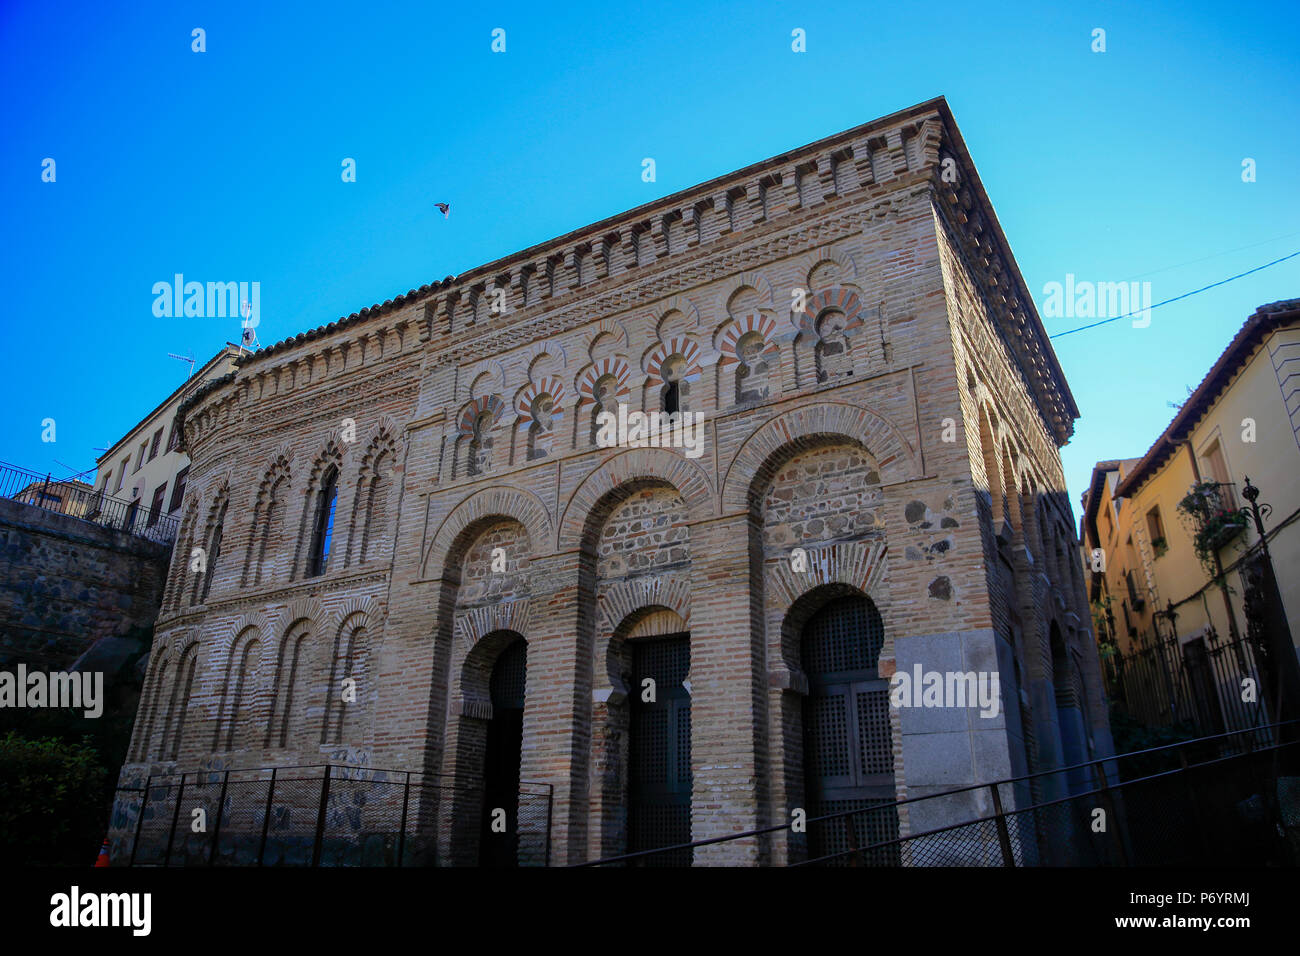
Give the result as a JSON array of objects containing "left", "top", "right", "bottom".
[
  {"left": 345, "top": 426, "right": 399, "bottom": 568},
  {"left": 456, "top": 394, "right": 507, "bottom": 435},
  {"left": 722, "top": 402, "right": 918, "bottom": 512},
  {"left": 165, "top": 497, "right": 201, "bottom": 611},
  {"left": 716, "top": 313, "right": 779, "bottom": 369},
  {"left": 291, "top": 438, "right": 348, "bottom": 579},
  {"left": 644, "top": 336, "right": 703, "bottom": 385},
  {"left": 792, "top": 286, "right": 866, "bottom": 336},
  {"left": 191, "top": 482, "right": 230, "bottom": 606},
  {"left": 791, "top": 286, "right": 868, "bottom": 387},
  {"left": 515, "top": 377, "right": 567, "bottom": 461},
  {"left": 213, "top": 617, "right": 268, "bottom": 752},
  {"left": 242, "top": 451, "right": 293, "bottom": 587},
  {"left": 133, "top": 631, "right": 181, "bottom": 760},
  {"left": 421, "top": 485, "right": 553, "bottom": 580},
  {"left": 575, "top": 358, "right": 631, "bottom": 406},
  {"left": 455, "top": 393, "right": 507, "bottom": 476},
  {"left": 322, "top": 599, "right": 379, "bottom": 746},
  {"left": 559, "top": 447, "right": 714, "bottom": 552},
  {"left": 515, "top": 377, "right": 566, "bottom": 422}
]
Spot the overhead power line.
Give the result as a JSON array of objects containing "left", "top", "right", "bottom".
[
  {"left": 1048, "top": 250, "right": 1300, "bottom": 340},
  {"left": 1118, "top": 230, "right": 1300, "bottom": 282}
]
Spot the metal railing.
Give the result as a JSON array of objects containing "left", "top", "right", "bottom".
[
  {"left": 576, "top": 720, "right": 1300, "bottom": 867},
  {"left": 0, "top": 461, "right": 178, "bottom": 544},
  {"left": 108, "top": 763, "right": 553, "bottom": 867},
  {"left": 1104, "top": 629, "right": 1267, "bottom": 738}
]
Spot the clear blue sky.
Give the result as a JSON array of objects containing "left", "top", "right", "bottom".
[{"left": 3, "top": 0, "right": 1298, "bottom": 521}]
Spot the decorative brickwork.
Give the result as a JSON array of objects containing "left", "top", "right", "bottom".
[{"left": 112, "top": 98, "right": 1106, "bottom": 867}]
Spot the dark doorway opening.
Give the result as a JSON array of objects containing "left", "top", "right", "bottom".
[
  {"left": 628, "top": 632, "right": 692, "bottom": 866},
  {"left": 801, "top": 595, "right": 899, "bottom": 864},
  {"left": 479, "top": 638, "right": 526, "bottom": 867}
]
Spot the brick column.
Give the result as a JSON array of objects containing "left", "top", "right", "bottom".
[
  {"left": 687, "top": 512, "right": 766, "bottom": 864},
  {"left": 518, "top": 549, "right": 592, "bottom": 865}
]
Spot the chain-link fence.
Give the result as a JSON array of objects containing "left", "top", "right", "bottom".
[
  {"left": 110, "top": 764, "right": 552, "bottom": 867},
  {"left": 579, "top": 721, "right": 1299, "bottom": 866}
]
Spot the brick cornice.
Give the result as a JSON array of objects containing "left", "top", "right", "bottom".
[{"left": 432, "top": 185, "right": 928, "bottom": 367}]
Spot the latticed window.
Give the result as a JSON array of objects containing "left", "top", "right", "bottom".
[
  {"left": 800, "top": 596, "right": 900, "bottom": 865},
  {"left": 628, "top": 634, "right": 692, "bottom": 866}
]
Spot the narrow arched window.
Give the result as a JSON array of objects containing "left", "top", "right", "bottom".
[
  {"left": 661, "top": 354, "right": 686, "bottom": 414},
  {"left": 662, "top": 379, "right": 680, "bottom": 414},
  {"left": 199, "top": 503, "right": 227, "bottom": 603},
  {"left": 309, "top": 467, "right": 339, "bottom": 577}
]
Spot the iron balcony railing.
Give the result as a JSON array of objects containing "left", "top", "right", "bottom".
[
  {"left": 575, "top": 720, "right": 1300, "bottom": 867},
  {"left": 1103, "top": 628, "right": 1266, "bottom": 738},
  {"left": 107, "top": 763, "right": 553, "bottom": 867},
  {"left": 0, "top": 461, "right": 179, "bottom": 544}
]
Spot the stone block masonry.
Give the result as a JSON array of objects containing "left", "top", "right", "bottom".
[{"left": 0, "top": 497, "right": 170, "bottom": 673}]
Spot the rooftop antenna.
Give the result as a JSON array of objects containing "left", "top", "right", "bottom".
[
  {"left": 238, "top": 299, "right": 259, "bottom": 354},
  {"left": 53, "top": 459, "right": 97, "bottom": 483},
  {"left": 168, "top": 352, "right": 196, "bottom": 378}
]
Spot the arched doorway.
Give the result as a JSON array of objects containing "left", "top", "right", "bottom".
[
  {"left": 627, "top": 632, "right": 692, "bottom": 866},
  {"left": 801, "top": 595, "right": 899, "bottom": 864},
  {"left": 479, "top": 638, "right": 526, "bottom": 866}
]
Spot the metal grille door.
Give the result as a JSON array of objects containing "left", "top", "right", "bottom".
[
  {"left": 480, "top": 639, "right": 526, "bottom": 867},
  {"left": 802, "top": 597, "right": 899, "bottom": 864},
  {"left": 629, "top": 634, "right": 692, "bottom": 866}
]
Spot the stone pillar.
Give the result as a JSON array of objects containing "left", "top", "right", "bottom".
[{"left": 893, "top": 627, "right": 1019, "bottom": 865}]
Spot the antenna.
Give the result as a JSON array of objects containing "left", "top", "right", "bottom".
[
  {"left": 168, "top": 352, "right": 196, "bottom": 378},
  {"left": 53, "top": 460, "right": 97, "bottom": 482},
  {"left": 239, "top": 299, "right": 259, "bottom": 353}
]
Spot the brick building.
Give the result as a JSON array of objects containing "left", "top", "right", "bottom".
[{"left": 113, "top": 97, "right": 1110, "bottom": 865}]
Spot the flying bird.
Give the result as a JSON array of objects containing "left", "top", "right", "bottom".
[{"left": 434, "top": 202, "right": 450, "bottom": 219}]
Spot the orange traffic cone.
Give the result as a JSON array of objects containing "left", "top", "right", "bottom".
[{"left": 94, "top": 839, "right": 111, "bottom": 867}]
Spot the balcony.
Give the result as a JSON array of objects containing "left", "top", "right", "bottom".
[
  {"left": 1177, "top": 480, "right": 1249, "bottom": 576},
  {"left": 0, "top": 462, "right": 178, "bottom": 545}
]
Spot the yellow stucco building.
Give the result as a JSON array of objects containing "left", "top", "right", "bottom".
[{"left": 1081, "top": 299, "right": 1300, "bottom": 734}]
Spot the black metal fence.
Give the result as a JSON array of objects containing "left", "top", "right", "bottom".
[
  {"left": 1103, "top": 630, "right": 1268, "bottom": 739},
  {"left": 109, "top": 764, "right": 552, "bottom": 867},
  {"left": 0, "top": 461, "right": 179, "bottom": 544},
  {"left": 577, "top": 721, "right": 1300, "bottom": 867}
]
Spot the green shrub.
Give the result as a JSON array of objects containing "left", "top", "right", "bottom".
[
  {"left": 1108, "top": 709, "right": 1202, "bottom": 781},
  {"left": 0, "top": 732, "right": 107, "bottom": 865}
]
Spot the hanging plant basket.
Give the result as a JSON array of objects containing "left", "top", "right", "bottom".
[{"left": 1177, "top": 480, "right": 1248, "bottom": 579}]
